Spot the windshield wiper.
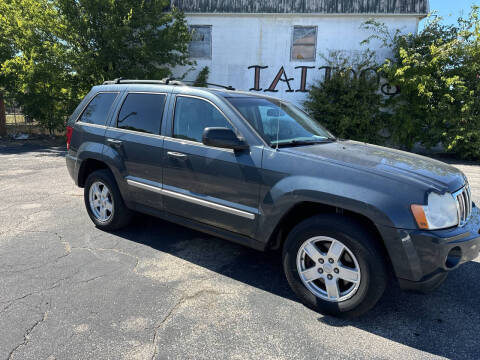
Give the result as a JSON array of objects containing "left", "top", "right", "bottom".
[{"left": 274, "top": 138, "right": 335, "bottom": 148}]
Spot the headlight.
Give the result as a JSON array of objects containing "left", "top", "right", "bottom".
[{"left": 411, "top": 192, "right": 458, "bottom": 230}]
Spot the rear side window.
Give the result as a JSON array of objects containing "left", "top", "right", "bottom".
[
  {"left": 117, "top": 93, "right": 166, "bottom": 134},
  {"left": 173, "top": 96, "right": 233, "bottom": 143},
  {"left": 78, "top": 92, "right": 118, "bottom": 126}
]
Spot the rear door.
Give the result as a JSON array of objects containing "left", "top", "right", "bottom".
[
  {"left": 162, "top": 94, "right": 263, "bottom": 237},
  {"left": 103, "top": 91, "right": 168, "bottom": 209}
]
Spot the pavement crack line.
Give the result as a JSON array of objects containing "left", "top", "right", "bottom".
[
  {"left": 7, "top": 308, "right": 49, "bottom": 360},
  {"left": 71, "top": 246, "right": 140, "bottom": 274},
  {"left": 0, "top": 268, "right": 82, "bottom": 309},
  {"left": 150, "top": 289, "right": 228, "bottom": 360},
  {"left": 0, "top": 230, "right": 72, "bottom": 274}
]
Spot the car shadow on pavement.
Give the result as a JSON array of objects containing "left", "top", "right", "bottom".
[
  {"left": 319, "top": 261, "right": 480, "bottom": 359},
  {"left": 114, "top": 215, "right": 297, "bottom": 301},
  {"left": 113, "top": 215, "right": 480, "bottom": 359}
]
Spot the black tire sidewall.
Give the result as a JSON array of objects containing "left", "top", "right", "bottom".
[{"left": 283, "top": 215, "right": 387, "bottom": 318}]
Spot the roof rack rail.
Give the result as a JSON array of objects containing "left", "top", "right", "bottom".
[
  {"left": 102, "top": 78, "right": 235, "bottom": 91},
  {"left": 102, "top": 77, "right": 186, "bottom": 86}
]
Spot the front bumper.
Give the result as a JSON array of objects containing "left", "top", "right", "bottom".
[{"left": 378, "top": 205, "right": 480, "bottom": 292}]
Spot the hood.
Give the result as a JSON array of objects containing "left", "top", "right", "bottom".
[{"left": 284, "top": 140, "right": 466, "bottom": 192}]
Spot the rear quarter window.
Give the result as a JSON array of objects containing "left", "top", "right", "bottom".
[
  {"left": 77, "top": 92, "right": 118, "bottom": 126},
  {"left": 117, "top": 93, "right": 166, "bottom": 134}
]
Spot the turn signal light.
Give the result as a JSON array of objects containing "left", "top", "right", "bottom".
[{"left": 411, "top": 205, "right": 429, "bottom": 229}]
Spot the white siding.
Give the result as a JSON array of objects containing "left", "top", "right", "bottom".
[{"left": 173, "top": 14, "right": 420, "bottom": 106}]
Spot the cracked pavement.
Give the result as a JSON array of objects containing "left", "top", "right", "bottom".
[{"left": 0, "top": 143, "right": 479, "bottom": 360}]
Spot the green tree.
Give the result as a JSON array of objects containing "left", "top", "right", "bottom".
[
  {"left": 304, "top": 50, "right": 388, "bottom": 144},
  {"left": 0, "top": 0, "right": 192, "bottom": 134},
  {"left": 0, "top": 14, "right": 15, "bottom": 136},
  {"left": 57, "top": 0, "right": 191, "bottom": 90},
  {"left": 363, "top": 6, "right": 480, "bottom": 159},
  {"left": 0, "top": 0, "right": 79, "bottom": 134},
  {"left": 193, "top": 66, "right": 210, "bottom": 87}
]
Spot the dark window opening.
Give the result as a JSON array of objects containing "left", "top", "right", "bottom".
[
  {"left": 117, "top": 93, "right": 166, "bottom": 135},
  {"left": 78, "top": 92, "right": 118, "bottom": 126},
  {"left": 173, "top": 96, "right": 233, "bottom": 143}
]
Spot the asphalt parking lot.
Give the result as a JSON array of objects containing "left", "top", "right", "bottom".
[{"left": 0, "top": 143, "right": 479, "bottom": 360}]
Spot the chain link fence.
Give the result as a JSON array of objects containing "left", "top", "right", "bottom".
[{"left": 4, "top": 98, "right": 61, "bottom": 137}]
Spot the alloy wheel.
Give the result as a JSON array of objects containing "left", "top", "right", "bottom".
[
  {"left": 88, "top": 181, "right": 114, "bottom": 223},
  {"left": 296, "top": 236, "right": 361, "bottom": 302}
]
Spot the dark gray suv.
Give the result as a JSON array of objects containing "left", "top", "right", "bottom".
[{"left": 66, "top": 80, "right": 480, "bottom": 317}]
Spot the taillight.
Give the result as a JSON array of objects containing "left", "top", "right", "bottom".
[{"left": 66, "top": 126, "right": 73, "bottom": 150}]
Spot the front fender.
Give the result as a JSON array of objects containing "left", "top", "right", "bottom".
[{"left": 256, "top": 174, "right": 420, "bottom": 243}]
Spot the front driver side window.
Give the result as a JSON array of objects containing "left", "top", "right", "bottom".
[{"left": 173, "top": 96, "right": 233, "bottom": 143}]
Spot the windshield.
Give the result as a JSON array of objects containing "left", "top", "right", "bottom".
[{"left": 227, "top": 97, "right": 334, "bottom": 147}]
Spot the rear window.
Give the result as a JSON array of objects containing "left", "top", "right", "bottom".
[
  {"left": 117, "top": 93, "right": 166, "bottom": 135},
  {"left": 78, "top": 92, "right": 118, "bottom": 126}
]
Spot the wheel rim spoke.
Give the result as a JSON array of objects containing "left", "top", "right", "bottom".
[
  {"left": 301, "top": 267, "right": 322, "bottom": 282},
  {"left": 101, "top": 186, "right": 109, "bottom": 198},
  {"left": 99, "top": 207, "right": 106, "bottom": 220},
  {"left": 325, "top": 278, "right": 340, "bottom": 299},
  {"left": 303, "top": 242, "right": 323, "bottom": 261},
  {"left": 105, "top": 201, "right": 113, "bottom": 212},
  {"left": 337, "top": 266, "right": 360, "bottom": 283},
  {"left": 92, "top": 184, "right": 101, "bottom": 197},
  {"left": 327, "top": 240, "right": 344, "bottom": 262}
]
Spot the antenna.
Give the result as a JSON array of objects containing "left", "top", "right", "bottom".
[
  {"left": 181, "top": 81, "right": 236, "bottom": 90},
  {"left": 275, "top": 101, "right": 281, "bottom": 151}
]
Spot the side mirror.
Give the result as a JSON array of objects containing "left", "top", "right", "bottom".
[{"left": 202, "top": 127, "right": 248, "bottom": 151}]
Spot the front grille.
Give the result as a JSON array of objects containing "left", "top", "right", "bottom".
[{"left": 454, "top": 183, "right": 472, "bottom": 226}]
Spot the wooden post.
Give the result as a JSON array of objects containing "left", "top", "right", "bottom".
[{"left": 0, "top": 93, "right": 6, "bottom": 137}]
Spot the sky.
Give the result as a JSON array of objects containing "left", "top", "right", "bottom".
[{"left": 426, "top": 0, "right": 478, "bottom": 26}]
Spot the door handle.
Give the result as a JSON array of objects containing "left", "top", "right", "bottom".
[
  {"left": 167, "top": 151, "right": 188, "bottom": 160},
  {"left": 106, "top": 138, "right": 123, "bottom": 148}
]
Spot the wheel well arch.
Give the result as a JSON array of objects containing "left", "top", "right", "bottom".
[
  {"left": 77, "top": 158, "right": 110, "bottom": 188},
  {"left": 267, "top": 202, "right": 392, "bottom": 270}
]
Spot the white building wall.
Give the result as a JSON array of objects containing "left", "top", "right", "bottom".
[{"left": 173, "top": 14, "right": 420, "bottom": 106}]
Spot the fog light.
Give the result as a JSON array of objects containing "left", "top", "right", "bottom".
[{"left": 445, "top": 246, "right": 462, "bottom": 269}]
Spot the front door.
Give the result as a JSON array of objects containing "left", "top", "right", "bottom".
[
  {"left": 104, "top": 92, "right": 167, "bottom": 209},
  {"left": 162, "top": 95, "right": 263, "bottom": 238}
]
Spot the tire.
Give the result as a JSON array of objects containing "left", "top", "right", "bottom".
[
  {"left": 84, "top": 169, "right": 132, "bottom": 231},
  {"left": 283, "top": 214, "right": 388, "bottom": 318}
]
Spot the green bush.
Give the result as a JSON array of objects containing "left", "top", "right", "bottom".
[
  {"left": 304, "top": 51, "right": 388, "bottom": 144},
  {"left": 363, "top": 6, "right": 480, "bottom": 159},
  {"left": 193, "top": 66, "right": 210, "bottom": 87}
]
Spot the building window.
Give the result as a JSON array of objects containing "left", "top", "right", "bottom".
[
  {"left": 291, "top": 26, "right": 317, "bottom": 62},
  {"left": 189, "top": 25, "right": 212, "bottom": 59}
]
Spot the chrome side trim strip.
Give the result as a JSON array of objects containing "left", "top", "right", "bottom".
[
  {"left": 76, "top": 121, "right": 108, "bottom": 130},
  {"left": 161, "top": 188, "right": 255, "bottom": 220},
  {"left": 126, "top": 179, "right": 255, "bottom": 220},
  {"left": 107, "top": 126, "right": 165, "bottom": 140},
  {"left": 127, "top": 179, "right": 163, "bottom": 195}
]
